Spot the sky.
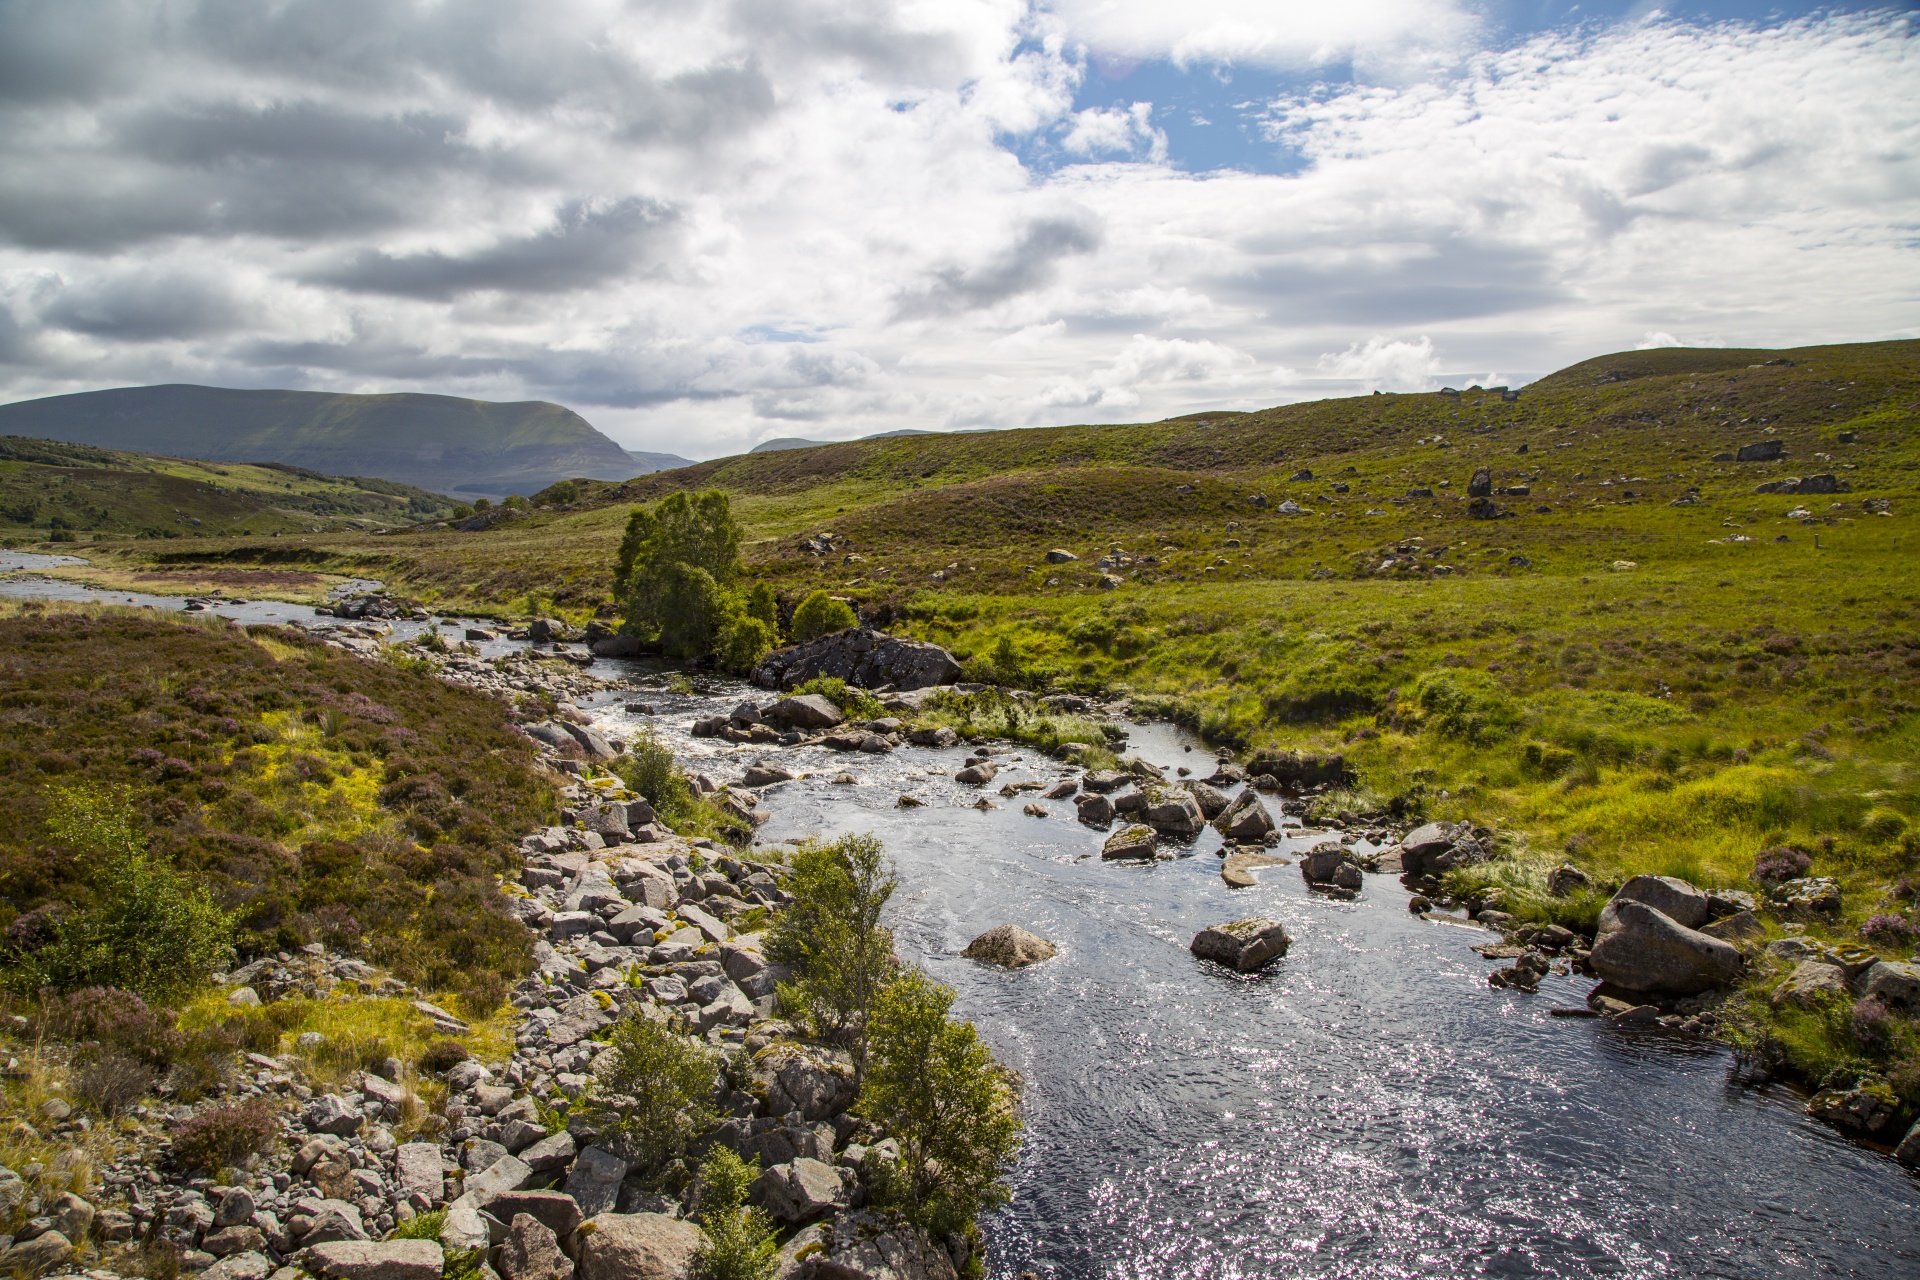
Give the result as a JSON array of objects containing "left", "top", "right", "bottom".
[{"left": 0, "top": 1, "right": 1915, "bottom": 459}]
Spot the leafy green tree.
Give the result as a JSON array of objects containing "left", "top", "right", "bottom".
[
  {"left": 767, "top": 833, "right": 897, "bottom": 1066},
  {"left": 791, "top": 589, "right": 857, "bottom": 642},
  {"left": 715, "top": 614, "right": 777, "bottom": 673},
  {"left": 577, "top": 1013, "right": 717, "bottom": 1177},
  {"left": 859, "top": 967, "right": 1022, "bottom": 1240},
  {"left": 12, "top": 786, "right": 233, "bottom": 1004},
  {"left": 743, "top": 582, "right": 781, "bottom": 636},
  {"left": 691, "top": 1148, "right": 779, "bottom": 1280}
]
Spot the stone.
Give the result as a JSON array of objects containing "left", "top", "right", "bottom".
[
  {"left": 463, "top": 1139, "right": 511, "bottom": 1171},
  {"left": 1190, "top": 919, "right": 1292, "bottom": 973},
  {"left": 1179, "top": 781, "right": 1231, "bottom": 818},
  {"left": 1770, "top": 876, "right": 1842, "bottom": 915},
  {"left": 960, "top": 925, "right": 1057, "bottom": 969},
  {"left": 1398, "top": 822, "right": 1457, "bottom": 876},
  {"left": 1142, "top": 787, "right": 1205, "bottom": 837},
  {"left": 1895, "top": 1120, "right": 1920, "bottom": 1169},
  {"left": 741, "top": 763, "right": 795, "bottom": 787},
  {"left": 763, "top": 1046, "right": 858, "bottom": 1121},
  {"left": 1736, "top": 440, "right": 1785, "bottom": 461},
  {"left": 499, "top": 1215, "right": 573, "bottom": 1280},
  {"left": 1080, "top": 770, "right": 1132, "bottom": 793},
  {"left": 1587, "top": 900, "right": 1744, "bottom": 995},
  {"left": 50, "top": 1191, "right": 94, "bottom": 1240},
  {"left": 1597, "top": 875, "right": 1712, "bottom": 935},
  {"left": 293, "top": 1135, "right": 351, "bottom": 1175},
  {"left": 2, "top": 1231, "right": 71, "bottom": 1276},
  {"left": 813, "top": 1209, "right": 959, "bottom": 1280},
  {"left": 203, "top": 1252, "right": 274, "bottom": 1280},
  {"left": 763, "top": 694, "right": 845, "bottom": 731},
  {"left": 300, "top": 1206, "right": 370, "bottom": 1247},
  {"left": 1221, "top": 852, "right": 1286, "bottom": 888},
  {"left": 749, "top": 1159, "right": 849, "bottom": 1225},
  {"left": 1772, "top": 960, "right": 1850, "bottom": 1008},
  {"left": 439, "top": 1198, "right": 490, "bottom": 1252},
  {"left": 395, "top": 1143, "right": 446, "bottom": 1204},
  {"left": 1044, "top": 549, "right": 1079, "bottom": 563},
  {"left": 519, "top": 1130, "right": 578, "bottom": 1175},
  {"left": 906, "top": 726, "right": 959, "bottom": 749},
  {"left": 753, "top": 628, "right": 962, "bottom": 693},
  {"left": 487, "top": 1193, "right": 583, "bottom": 1241},
  {"left": 210, "top": 1187, "right": 255, "bottom": 1228},
  {"left": 304, "top": 1094, "right": 364, "bottom": 1137},
  {"left": 1467, "top": 467, "right": 1493, "bottom": 497},
  {"left": 562, "top": 1147, "right": 630, "bottom": 1219},
  {"left": 1101, "top": 823, "right": 1157, "bottom": 860},
  {"left": 1546, "top": 864, "right": 1590, "bottom": 897},
  {"left": 303, "top": 1240, "right": 445, "bottom": 1280},
  {"left": 463, "top": 1155, "right": 534, "bottom": 1207},
  {"left": 575, "top": 1213, "right": 702, "bottom": 1280},
  {"left": 1301, "top": 846, "right": 1357, "bottom": 885},
  {"left": 205, "top": 1227, "right": 268, "bottom": 1257},
  {"left": 1809, "top": 1084, "right": 1898, "bottom": 1136},
  {"left": 1244, "top": 751, "right": 1349, "bottom": 791},
  {"left": 1075, "top": 793, "right": 1114, "bottom": 827},
  {"left": 953, "top": 763, "right": 996, "bottom": 785},
  {"left": 499, "top": 1119, "right": 547, "bottom": 1155},
  {"left": 447, "top": 1060, "right": 493, "bottom": 1090},
  {"left": 228, "top": 986, "right": 262, "bottom": 1008},
  {"left": 1214, "top": 792, "right": 1274, "bottom": 841},
  {"left": 1861, "top": 959, "right": 1920, "bottom": 1013},
  {"left": 1698, "top": 910, "right": 1766, "bottom": 950}
]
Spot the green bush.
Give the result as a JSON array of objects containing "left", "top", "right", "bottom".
[
  {"left": 715, "top": 614, "right": 777, "bottom": 674},
  {"left": 767, "top": 834, "right": 897, "bottom": 1065},
  {"left": 1414, "top": 669, "right": 1523, "bottom": 744},
  {"left": 792, "top": 590, "right": 857, "bottom": 643},
  {"left": 1862, "top": 807, "right": 1909, "bottom": 844},
  {"left": 691, "top": 1148, "right": 779, "bottom": 1280},
  {"left": 577, "top": 1014, "right": 717, "bottom": 1179},
  {"left": 1520, "top": 741, "right": 1577, "bottom": 779},
  {"left": 858, "top": 967, "right": 1021, "bottom": 1240}
]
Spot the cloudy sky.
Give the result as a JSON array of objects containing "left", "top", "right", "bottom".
[{"left": 1, "top": 1, "right": 1915, "bottom": 458}]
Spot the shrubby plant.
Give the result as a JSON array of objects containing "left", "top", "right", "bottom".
[
  {"left": 612, "top": 490, "right": 779, "bottom": 671},
  {"left": 691, "top": 1148, "right": 779, "bottom": 1280},
  {"left": 767, "top": 833, "right": 897, "bottom": 1066},
  {"left": 791, "top": 589, "right": 857, "bottom": 642},
  {"left": 577, "top": 1014, "right": 717, "bottom": 1178}
]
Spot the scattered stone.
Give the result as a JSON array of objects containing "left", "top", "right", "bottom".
[
  {"left": 961, "top": 925, "right": 1058, "bottom": 969},
  {"left": 1772, "top": 960, "right": 1850, "bottom": 1008},
  {"left": 1190, "top": 919, "right": 1292, "bottom": 973},
  {"left": 1221, "top": 851, "right": 1286, "bottom": 888},
  {"left": 1100, "top": 823, "right": 1157, "bottom": 861},
  {"left": 498, "top": 1214, "right": 573, "bottom": 1280},
  {"left": 954, "top": 762, "right": 997, "bottom": 785}
]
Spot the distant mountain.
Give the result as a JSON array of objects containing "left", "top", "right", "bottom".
[
  {"left": 625, "top": 448, "right": 696, "bottom": 472},
  {"left": 748, "top": 428, "right": 936, "bottom": 453},
  {"left": 0, "top": 384, "right": 644, "bottom": 497}
]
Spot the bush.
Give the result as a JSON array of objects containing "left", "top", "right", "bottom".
[
  {"left": 1862, "top": 807, "right": 1910, "bottom": 843},
  {"left": 418, "top": 1038, "right": 471, "bottom": 1074},
  {"left": 172, "top": 1098, "right": 278, "bottom": 1171},
  {"left": 1753, "top": 845, "right": 1812, "bottom": 884},
  {"left": 1862, "top": 913, "right": 1917, "bottom": 946},
  {"left": 388, "top": 1209, "right": 448, "bottom": 1241},
  {"left": 858, "top": 967, "right": 1021, "bottom": 1240},
  {"left": 75, "top": 1050, "right": 157, "bottom": 1116},
  {"left": 691, "top": 1148, "right": 779, "bottom": 1280},
  {"left": 767, "top": 834, "right": 897, "bottom": 1063},
  {"left": 715, "top": 613, "right": 777, "bottom": 675},
  {"left": 791, "top": 591, "right": 857, "bottom": 643},
  {"left": 1413, "top": 669, "right": 1522, "bottom": 745},
  {"left": 576, "top": 1015, "right": 717, "bottom": 1179}
]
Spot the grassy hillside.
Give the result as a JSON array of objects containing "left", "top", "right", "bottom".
[
  {"left": 0, "top": 383, "right": 641, "bottom": 497},
  {"left": 0, "top": 435, "right": 459, "bottom": 543}
]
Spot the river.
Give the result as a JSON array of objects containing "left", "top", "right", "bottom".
[{"left": 4, "top": 562, "right": 1917, "bottom": 1277}]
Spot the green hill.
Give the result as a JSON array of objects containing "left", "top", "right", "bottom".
[
  {"left": 0, "top": 435, "right": 459, "bottom": 542},
  {"left": 0, "top": 384, "right": 648, "bottom": 497}
]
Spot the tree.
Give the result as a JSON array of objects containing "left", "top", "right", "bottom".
[
  {"left": 767, "top": 833, "right": 897, "bottom": 1067},
  {"left": 613, "top": 490, "right": 772, "bottom": 672},
  {"left": 690, "top": 1148, "right": 779, "bottom": 1280},
  {"left": 577, "top": 1014, "right": 718, "bottom": 1178},
  {"left": 860, "top": 967, "right": 1022, "bottom": 1240},
  {"left": 791, "top": 589, "right": 857, "bottom": 642}
]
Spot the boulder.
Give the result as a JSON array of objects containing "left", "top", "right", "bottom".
[
  {"left": 1301, "top": 846, "right": 1357, "bottom": 885},
  {"left": 762, "top": 1046, "right": 857, "bottom": 1121},
  {"left": 395, "top": 1143, "right": 446, "bottom": 1203},
  {"left": 1079, "top": 770, "right": 1132, "bottom": 793},
  {"left": 953, "top": 762, "right": 997, "bottom": 785},
  {"left": 1398, "top": 822, "right": 1458, "bottom": 877},
  {"left": 1075, "top": 793, "right": 1114, "bottom": 827},
  {"left": 1101, "top": 823, "right": 1157, "bottom": 860},
  {"left": 1141, "top": 787, "right": 1205, "bottom": 836},
  {"left": 1044, "top": 549, "right": 1079, "bottom": 563},
  {"left": 1736, "top": 440, "right": 1785, "bottom": 461},
  {"left": 439, "top": 1198, "right": 490, "bottom": 1252},
  {"left": 960, "top": 925, "right": 1057, "bottom": 969},
  {"left": 1546, "top": 864, "right": 1590, "bottom": 897},
  {"left": 1895, "top": 1119, "right": 1920, "bottom": 1170},
  {"left": 1861, "top": 959, "right": 1920, "bottom": 1014},
  {"left": 748, "top": 1158, "right": 850, "bottom": 1225},
  {"left": 487, "top": 1192, "right": 583, "bottom": 1241},
  {"left": 741, "top": 763, "right": 796, "bottom": 787},
  {"left": 764, "top": 694, "right": 844, "bottom": 731},
  {"left": 1179, "top": 781, "right": 1231, "bottom": 818},
  {"left": 499, "top": 1214, "right": 573, "bottom": 1280},
  {"left": 203, "top": 1252, "right": 274, "bottom": 1280},
  {"left": 1190, "top": 919, "right": 1292, "bottom": 973},
  {"left": 1770, "top": 876, "right": 1841, "bottom": 915},
  {"left": 907, "top": 726, "right": 959, "bottom": 749},
  {"left": 562, "top": 1146, "right": 630, "bottom": 1219},
  {"left": 520, "top": 1130, "right": 578, "bottom": 1175},
  {"left": 812, "top": 1210, "right": 958, "bottom": 1280},
  {"left": 1220, "top": 851, "right": 1286, "bottom": 888},
  {"left": 1698, "top": 910, "right": 1765, "bottom": 950},
  {"left": 1214, "top": 792, "right": 1274, "bottom": 841},
  {"left": 753, "top": 628, "right": 962, "bottom": 692},
  {"left": 463, "top": 1155, "right": 534, "bottom": 1207},
  {"left": 304, "top": 1094, "right": 364, "bottom": 1137},
  {"left": 1587, "top": 900, "right": 1744, "bottom": 994},
  {"left": 2, "top": 1231, "right": 72, "bottom": 1276},
  {"left": 53, "top": 1190, "right": 97, "bottom": 1238},
  {"left": 576, "top": 1213, "right": 702, "bottom": 1280},
  {"left": 1245, "top": 751, "right": 1348, "bottom": 790},
  {"left": 1772, "top": 960, "right": 1851, "bottom": 1008},
  {"left": 1597, "top": 875, "right": 1712, "bottom": 935},
  {"left": 304, "top": 1242, "right": 445, "bottom": 1280}
]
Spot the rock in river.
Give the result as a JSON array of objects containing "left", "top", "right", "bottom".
[
  {"left": 962, "top": 925, "right": 1058, "bottom": 968},
  {"left": 1101, "top": 823, "right": 1158, "bottom": 860},
  {"left": 752, "top": 627, "right": 962, "bottom": 691},
  {"left": 1191, "top": 919, "right": 1292, "bottom": 973},
  {"left": 1588, "top": 900, "right": 1744, "bottom": 995}
]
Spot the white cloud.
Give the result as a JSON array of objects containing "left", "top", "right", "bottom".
[{"left": 0, "top": 3, "right": 1913, "bottom": 456}]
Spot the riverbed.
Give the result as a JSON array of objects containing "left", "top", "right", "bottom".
[{"left": 4, "top": 564, "right": 1917, "bottom": 1276}]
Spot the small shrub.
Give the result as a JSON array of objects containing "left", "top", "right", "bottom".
[
  {"left": 75, "top": 1050, "right": 157, "bottom": 1116},
  {"left": 1861, "top": 807, "right": 1909, "bottom": 843},
  {"left": 418, "top": 1038, "right": 471, "bottom": 1075},
  {"left": 38, "top": 986, "right": 178, "bottom": 1063},
  {"left": 691, "top": 1147, "right": 779, "bottom": 1280},
  {"left": 791, "top": 591, "right": 857, "bottom": 643},
  {"left": 387, "top": 1209, "right": 448, "bottom": 1241},
  {"left": 1852, "top": 998, "right": 1896, "bottom": 1056},
  {"left": 1752, "top": 845, "right": 1811, "bottom": 884},
  {"left": 767, "top": 834, "right": 897, "bottom": 1063},
  {"left": 576, "top": 1015, "right": 717, "bottom": 1179},
  {"left": 1520, "top": 742, "right": 1576, "bottom": 779},
  {"left": 172, "top": 1098, "right": 278, "bottom": 1171},
  {"left": 1861, "top": 913, "right": 1917, "bottom": 946}
]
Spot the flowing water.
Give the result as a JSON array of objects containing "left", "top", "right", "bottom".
[{"left": 3, "top": 564, "right": 1916, "bottom": 1277}]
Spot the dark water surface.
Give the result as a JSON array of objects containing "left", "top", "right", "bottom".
[
  {"left": 597, "top": 691, "right": 1920, "bottom": 1280},
  {"left": 2, "top": 564, "right": 1912, "bottom": 1277}
]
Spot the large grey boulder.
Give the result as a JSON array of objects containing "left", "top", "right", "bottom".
[
  {"left": 499, "top": 1214, "right": 573, "bottom": 1280},
  {"left": 1, "top": 1231, "right": 71, "bottom": 1276},
  {"left": 813, "top": 1209, "right": 959, "bottom": 1280},
  {"left": 1698, "top": 910, "right": 1765, "bottom": 951},
  {"left": 1597, "top": 875, "right": 1712, "bottom": 936},
  {"left": 1075, "top": 792, "right": 1114, "bottom": 827},
  {"left": 487, "top": 1192, "right": 583, "bottom": 1241},
  {"left": 1179, "top": 781, "right": 1231, "bottom": 818},
  {"left": 764, "top": 694, "right": 844, "bottom": 731},
  {"left": 761, "top": 1046, "right": 857, "bottom": 1121},
  {"left": 1142, "top": 787, "right": 1205, "bottom": 837},
  {"left": 1588, "top": 900, "right": 1744, "bottom": 994},
  {"left": 463, "top": 1155, "right": 534, "bottom": 1207},
  {"left": 1397, "top": 822, "right": 1458, "bottom": 877},
  {"left": 203, "top": 1252, "right": 274, "bottom": 1280},
  {"left": 519, "top": 1130, "right": 578, "bottom": 1175},
  {"left": 748, "top": 1158, "right": 849, "bottom": 1225},
  {"left": 576, "top": 1213, "right": 702, "bottom": 1280},
  {"left": 1190, "top": 919, "right": 1292, "bottom": 973},
  {"left": 562, "top": 1146, "right": 630, "bottom": 1219},
  {"left": 1896, "top": 1120, "right": 1920, "bottom": 1169},
  {"left": 1861, "top": 959, "right": 1920, "bottom": 1013},
  {"left": 1101, "top": 823, "right": 1157, "bottom": 860},
  {"left": 304, "top": 1094, "right": 364, "bottom": 1137},
  {"left": 303, "top": 1240, "right": 444, "bottom": 1280},
  {"left": 1772, "top": 960, "right": 1850, "bottom": 1008},
  {"left": 1214, "top": 792, "right": 1274, "bottom": 841},
  {"left": 753, "top": 627, "right": 962, "bottom": 692},
  {"left": 961, "top": 925, "right": 1057, "bottom": 969}
]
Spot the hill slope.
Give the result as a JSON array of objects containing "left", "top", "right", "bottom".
[{"left": 0, "top": 384, "right": 644, "bottom": 497}]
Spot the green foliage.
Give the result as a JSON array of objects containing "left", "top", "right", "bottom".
[
  {"left": 691, "top": 1148, "right": 779, "bottom": 1280},
  {"left": 1414, "top": 669, "right": 1522, "bottom": 745},
  {"left": 743, "top": 582, "right": 781, "bottom": 635},
  {"left": 858, "top": 967, "right": 1021, "bottom": 1240},
  {"left": 791, "top": 675, "right": 885, "bottom": 720},
  {"left": 792, "top": 589, "right": 857, "bottom": 642},
  {"left": 715, "top": 613, "right": 778, "bottom": 674},
  {"left": 767, "top": 833, "right": 897, "bottom": 1062},
  {"left": 387, "top": 1209, "right": 448, "bottom": 1241},
  {"left": 612, "top": 729, "right": 733, "bottom": 835},
  {"left": 611, "top": 490, "right": 774, "bottom": 671},
  {"left": 577, "top": 1014, "right": 718, "bottom": 1179},
  {"left": 658, "top": 563, "right": 727, "bottom": 659}
]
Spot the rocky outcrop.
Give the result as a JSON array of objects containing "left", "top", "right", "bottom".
[
  {"left": 961, "top": 925, "right": 1057, "bottom": 968},
  {"left": 1597, "top": 875, "right": 1712, "bottom": 936},
  {"left": 752, "top": 628, "right": 961, "bottom": 692},
  {"left": 1190, "top": 919, "right": 1292, "bottom": 973},
  {"left": 1588, "top": 900, "right": 1744, "bottom": 994},
  {"left": 1245, "top": 751, "right": 1349, "bottom": 790}
]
